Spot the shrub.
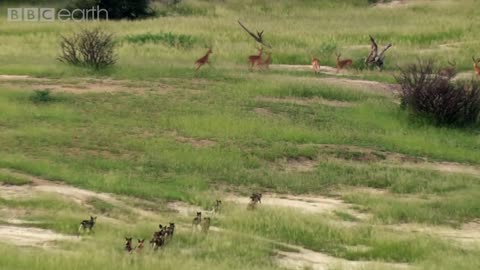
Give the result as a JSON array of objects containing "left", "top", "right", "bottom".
[
  {"left": 396, "top": 59, "right": 480, "bottom": 126},
  {"left": 31, "top": 90, "right": 53, "bottom": 103},
  {"left": 58, "top": 28, "right": 116, "bottom": 69},
  {"left": 68, "top": 0, "right": 155, "bottom": 20}
]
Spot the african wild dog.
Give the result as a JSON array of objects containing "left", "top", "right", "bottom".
[
  {"left": 125, "top": 237, "right": 133, "bottom": 253},
  {"left": 165, "top": 223, "right": 175, "bottom": 239},
  {"left": 192, "top": 212, "right": 202, "bottom": 230},
  {"left": 213, "top": 200, "right": 222, "bottom": 213},
  {"left": 201, "top": 217, "right": 211, "bottom": 233},
  {"left": 135, "top": 239, "right": 145, "bottom": 252},
  {"left": 79, "top": 216, "right": 97, "bottom": 233}
]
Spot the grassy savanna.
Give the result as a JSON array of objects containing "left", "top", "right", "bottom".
[{"left": 0, "top": 0, "right": 480, "bottom": 270}]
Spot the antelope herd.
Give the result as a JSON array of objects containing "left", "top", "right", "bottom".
[
  {"left": 77, "top": 193, "right": 263, "bottom": 253},
  {"left": 194, "top": 22, "right": 480, "bottom": 77}
]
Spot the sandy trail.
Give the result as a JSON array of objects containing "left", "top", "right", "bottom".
[
  {"left": 386, "top": 221, "right": 480, "bottom": 246},
  {"left": 0, "top": 225, "right": 77, "bottom": 248},
  {"left": 277, "top": 246, "right": 410, "bottom": 270},
  {"left": 374, "top": 0, "right": 408, "bottom": 8},
  {"left": 0, "top": 75, "right": 173, "bottom": 94},
  {"left": 211, "top": 224, "right": 410, "bottom": 270},
  {"left": 224, "top": 193, "right": 369, "bottom": 220},
  {"left": 315, "top": 144, "right": 480, "bottom": 177},
  {"left": 0, "top": 169, "right": 160, "bottom": 219},
  {"left": 256, "top": 96, "right": 354, "bottom": 108}
]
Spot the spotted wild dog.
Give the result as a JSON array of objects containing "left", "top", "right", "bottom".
[
  {"left": 213, "top": 200, "right": 222, "bottom": 213},
  {"left": 150, "top": 234, "right": 164, "bottom": 251},
  {"left": 135, "top": 239, "right": 145, "bottom": 252},
  {"left": 312, "top": 57, "right": 320, "bottom": 74},
  {"left": 248, "top": 193, "right": 262, "bottom": 210},
  {"left": 79, "top": 216, "right": 97, "bottom": 233},
  {"left": 250, "top": 193, "right": 262, "bottom": 204},
  {"left": 192, "top": 212, "right": 202, "bottom": 230},
  {"left": 201, "top": 217, "right": 211, "bottom": 233},
  {"left": 248, "top": 47, "right": 264, "bottom": 69},
  {"left": 165, "top": 222, "right": 175, "bottom": 239},
  {"left": 195, "top": 48, "right": 213, "bottom": 71},
  {"left": 125, "top": 237, "right": 133, "bottom": 253},
  {"left": 473, "top": 57, "right": 480, "bottom": 77},
  {"left": 335, "top": 53, "right": 353, "bottom": 73}
]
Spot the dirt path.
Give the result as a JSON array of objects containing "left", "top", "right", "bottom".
[
  {"left": 314, "top": 144, "right": 480, "bottom": 177},
  {"left": 211, "top": 225, "right": 410, "bottom": 270},
  {"left": 224, "top": 193, "right": 368, "bottom": 220},
  {"left": 256, "top": 96, "right": 354, "bottom": 108},
  {"left": 276, "top": 246, "right": 410, "bottom": 270},
  {"left": 374, "top": 0, "right": 408, "bottom": 8},
  {"left": 385, "top": 221, "right": 480, "bottom": 246},
  {"left": 267, "top": 67, "right": 399, "bottom": 95},
  {"left": 0, "top": 225, "right": 77, "bottom": 248},
  {"left": 0, "top": 169, "right": 160, "bottom": 219},
  {"left": 0, "top": 75, "right": 174, "bottom": 94}
]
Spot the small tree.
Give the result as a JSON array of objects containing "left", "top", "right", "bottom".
[
  {"left": 59, "top": 28, "right": 116, "bottom": 69},
  {"left": 396, "top": 59, "right": 480, "bottom": 126}
]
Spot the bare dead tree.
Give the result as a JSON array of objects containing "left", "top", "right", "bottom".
[
  {"left": 238, "top": 20, "right": 272, "bottom": 48},
  {"left": 365, "top": 35, "right": 392, "bottom": 70}
]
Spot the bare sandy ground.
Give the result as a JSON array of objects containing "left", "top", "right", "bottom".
[{"left": 0, "top": 225, "right": 77, "bottom": 248}]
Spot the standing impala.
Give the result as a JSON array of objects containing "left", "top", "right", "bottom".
[
  {"left": 248, "top": 47, "right": 264, "bottom": 69},
  {"left": 335, "top": 53, "right": 353, "bottom": 73},
  {"left": 473, "top": 57, "right": 480, "bottom": 77},
  {"left": 258, "top": 52, "right": 272, "bottom": 70},
  {"left": 195, "top": 48, "right": 212, "bottom": 71},
  {"left": 311, "top": 56, "right": 320, "bottom": 74}
]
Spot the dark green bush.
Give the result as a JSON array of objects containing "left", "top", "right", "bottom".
[
  {"left": 125, "top": 32, "right": 197, "bottom": 49},
  {"left": 31, "top": 90, "right": 53, "bottom": 103},
  {"left": 68, "top": 0, "right": 155, "bottom": 20},
  {"left": 397, "top": 60, "right": 480, "bottom": 126}
]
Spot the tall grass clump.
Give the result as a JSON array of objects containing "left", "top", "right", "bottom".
[
  {"left": 125, "top": 32, "right": 196, "bottom": 48},
  {"left": 396, "top": 59, "right": 480, "bottom": 126}
]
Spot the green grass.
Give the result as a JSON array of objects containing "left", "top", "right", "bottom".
[
  {"left": 0, "top": 0, "right": 479, "bottom": 269},
  {"left": 0, "top": 170, "right": 31, "bottom": 185}
]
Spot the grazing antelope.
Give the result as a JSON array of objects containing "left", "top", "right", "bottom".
[
  {"left": 312, "top": 57, "right": 321, "bottom": 74},
  {"left": 335, "top": 53, "right": 353, "bottom": 73},
  {"left": 165, "top": 223, "right": 175, "bottom": 239},
  {"left": 195, "top": 48, "right": 213, "bottom": 71},
  {"left": 79, "top": 216, "right": 97, "bottom": 233},
  {"left": 258, "top": 52, "right": 272, "bottom": 70},
  {"left": 213, "top": 200, "right": 222, "bottom": 213},
  {"left": 135, "top": 239, "right": 145, "bottom": 252},
  {"left": 473, "top": 57, "right": 480, "bottom": 77},
  {"left": 192, "top": 212, "right": 202, "bottom": 230},
  {"left": 438, "top": 60, "right": 456, "bottom": 78},
  {"left": 125, "top": 237, "right": 133, "bottom": 253},
  {"left": 201, "top": 217, "right": 211, "bottom": 233},
  {"left": 248, "top": 47, "right": 264, "bottom": 69}
]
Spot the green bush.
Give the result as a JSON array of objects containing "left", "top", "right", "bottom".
[
  {"left": 397, "top": 60, "right": 480, "bottom": 126},
  {"left": 68, "top": 0, "right": 156, "bottom": 19},
  {"left": 30, "top": 90, "right": 54, "bottom": 103},
  {"left": 125, "top": 32, "right": 197, "bottom": 48}
]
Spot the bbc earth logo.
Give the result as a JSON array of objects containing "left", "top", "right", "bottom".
[{"left": 7, "top": 6, "right": 108, "bottom": 22}]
